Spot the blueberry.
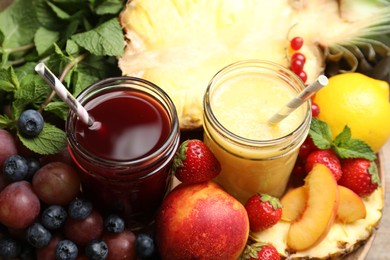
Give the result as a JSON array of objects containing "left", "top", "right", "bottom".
[
  {"left": 68, "top": 197, "right": 93, "bottom": 219},
  {"left": 18, "top": 109, "right": 44, "bottom": 138},
  {"left": 3, "top": 155, "right": 29, "bottom": 181},
  {"left": 56, "top": 240, "right": 78, "bottom": 260},
  {"left": 104, "top": 214, "right": 125, "bottom": 233},
  {"left": 135, "top": 233, "right": 155, "bottom": 259},
  {"left": 0, "top": 238, "right": 22, "bottom": 258},
  {"left": 26, "top": 222, "right": 52, "bottom": 248},
  {"left": 26, "top": 157, "right": 40, "bottom": 180},
  {"left": 41, "top": 205, "right": 68, "bottom": 230},
  {"left": 85, "top": 240, "right": 108, "bottom": 260}
]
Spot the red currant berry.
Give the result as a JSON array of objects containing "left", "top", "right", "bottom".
[
  {"left": 291, "top": 52, "right": 306, "bottom": 64},
  {"left": 299, "top": 137, "right": 316, "bottom": 158},
  {"left": 292, "top": 157, "right": 307, "bottom": 178},
  {"left": 311, "top": 102, "right": 320, "bottom": 117},
  {"left": 297, "top": 70, "right": 307, "bottom": 83},
  {"left": 290, "top": 37, "right": 304, "bottom": 50},
  {"left": 290, "top": 59, "right": 304, "bottom": 74}
]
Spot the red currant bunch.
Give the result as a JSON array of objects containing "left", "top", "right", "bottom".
[{"left": 289, "top": 37, "right": 307, "bottom": 83}]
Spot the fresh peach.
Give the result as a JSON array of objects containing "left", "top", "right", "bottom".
[
  {"left": 281, "top": 186, "right": 306, "bottom": 222},
  {"left": 155, "top": 181, "right": 249, "bottom": 259},
  {"left": 287, "top": 164, "right": 339, "bottom": 251},
  {"left": 337, "top": 185, "right": 366, "bottom": 223}
]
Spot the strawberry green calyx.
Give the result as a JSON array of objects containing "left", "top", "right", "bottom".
[
  {"left": 241, "top": 242, "right": 268, "bottom": 260},
  {"left": 309, "top": 118, "right": 376, "bottom": 161},
  {"left": 171, "top": 140, "right": 188, "bottom": 173},
  {"left": 259, "top": 193, "right": 282, "bottom": 210},
  {"left": 369, "top": 161, "right": 381, "bottom": 186}
]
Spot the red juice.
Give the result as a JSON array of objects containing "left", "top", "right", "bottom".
[
  {"left": 75, "top": 90, "right": 171, "bottom": 162},
  {"left": 66, "top": 78, "right": 180, "bottom": 229}
]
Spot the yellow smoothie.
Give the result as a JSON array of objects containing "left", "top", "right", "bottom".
[{"left": 203, "top": 60, "right": 310, "bottom": 203}]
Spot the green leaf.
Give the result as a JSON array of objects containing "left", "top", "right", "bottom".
[
  {"left": 34, "top": 27, "right": 60, "bottom": 56},
  {"left": 44, "top": 101, "right": 69, "bottom": 120},
  {"left": 0, "top": 67, "right": 19, "bottom": 92},
  {"left": 333, "top": 138, "right": 377, "bottom": 160},
  {"left": 93, "top": 0, "right": 124, "bottom": 15},
  {"left": 0, "top": 114, "right": 14, "bottom": 129},
  {"left": 0, "top": 0, "right": 40, "bottom": 49},
  {"left": 333, "top": 125, "right": 352, "bottom": 146},
  {"left": 71, "top": 18, "right": 124, "bottom": 56},
  {"left": 309, "top": 118, "right": 333, "bottom": 150},
  {"left": 46, "top": 1, "right": 71, "bottom": 20},
  {"left": 17, "top": 123, "right": 66, "bottom": 155}
]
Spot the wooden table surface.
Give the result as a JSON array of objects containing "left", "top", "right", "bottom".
[{"left": 366, "top": 139, "right": 390, "bottom": 260}]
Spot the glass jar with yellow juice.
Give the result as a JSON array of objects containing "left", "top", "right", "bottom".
[{"left": 203, "top": 60, "right": 311, "bottom": 203}]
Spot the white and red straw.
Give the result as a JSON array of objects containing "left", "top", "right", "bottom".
[
  {"left": 268, "top": 75, "right": 329, "bottom": 124},
  {"left": 35, "top": 62, "right": 94, "bottom": 127}
]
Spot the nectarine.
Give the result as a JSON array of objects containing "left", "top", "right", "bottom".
[{"left": 155, "top": 181, "right": 249, "bottom": 259}]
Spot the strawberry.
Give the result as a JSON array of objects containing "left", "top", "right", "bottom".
[
  {"left": 305, "top": 149, "right": 342, "bottom": 181},
  {"left": 242, "top": 242, "right": 280, "bottom": 260},
  {"left": 172, "top": 139, "right": 221, "bottom": 184},
  {"left": 244, "top": 193, "right": 282, "bottom": 232},
  {"left": 338, "top": 158, "right": 381, "bottom": 197}
]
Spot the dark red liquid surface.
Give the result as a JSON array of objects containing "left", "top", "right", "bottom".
[{"left": 75, "top": 90, "right": 170, "bottom": 161}]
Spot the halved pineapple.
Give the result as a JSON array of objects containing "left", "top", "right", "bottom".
[
  {"left": 119, "top": 0, "right": 390, "bottom": 129},
  {"left": 250, "top": 186, "right": 384, "bottom": 259}
]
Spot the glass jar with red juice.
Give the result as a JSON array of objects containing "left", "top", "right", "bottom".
[{"left": 66, "top": 77, "right": 180, "bottom": 229}]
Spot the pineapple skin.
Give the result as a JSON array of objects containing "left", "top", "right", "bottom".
[{"left": 119, "top": 0, "right": 390, "bottom": 130}]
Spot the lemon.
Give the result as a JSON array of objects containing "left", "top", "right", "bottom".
[{"left": 313, "top": 72, "right": 390, "bottom": 153}]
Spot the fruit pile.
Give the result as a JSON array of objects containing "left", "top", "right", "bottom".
[{"left": 0, "top": 129, "right": 156, "bottom": 259}]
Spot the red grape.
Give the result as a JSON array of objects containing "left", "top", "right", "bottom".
[
  {"left": 102, "top": 229, "right": 137, "bottom": 260},
  {"left": 0, "top": 129, "right": 17, "bottom": 167},
  {"left": 32, "top": 162, "right": 81, "bottom": 205},
  {"left": 35, "top": 234, "right": 63, "bottom": 260},
  {"left": 63, "top": 209, "right": 103, "bottom": 246},
  {"left": 0, "top": 181, "right": 40, "bottom": 229}
]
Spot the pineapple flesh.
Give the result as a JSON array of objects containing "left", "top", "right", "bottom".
[{"left": 119, "top": 0, "right": 390, "bottom": 130}]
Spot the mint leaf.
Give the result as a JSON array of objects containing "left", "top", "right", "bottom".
[
  {"left": 34, "top": 27, "right": 60, "bottom": 56},
  {"left": 309, "top": 118, "right": 333, "bottom": 150},
  {"left": 93, "top": 0, "right": 124, "bottom": 15},
  {"left": 46, "top": 1, "right": 71, "bottom": 20},
  {"left": 0, "top": 0, "right": 40, "bottom": 50},
  {"left": 333, "top": 125, "right": 351, "bottom": 146},
  {"left": 0, "top": 67, "right": 19, "bottom": 92},
  {"left": 44, "top": 101, "right": 69, "bottom": 120},
  {"left": 333, "top": 138, "right": 376, "bottom": 160},
  {"left": 0, "top": 114, "right": 14, "bottom": 129},
  {"left": 17, "top": 123, "right": 66, "bottom": 155},
  {"left": 71, "top": 18, "right": 124, "bottom": 56},
  {"left": 330, "top": 123, "right": 377, "bottom": 160}
]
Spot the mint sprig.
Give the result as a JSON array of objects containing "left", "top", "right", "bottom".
[
  {"left": 0, "top": 0, "right": 126, "bottom": 155},
  {"left": 309, "top": 118, "right": 377, "bottom": 161}
]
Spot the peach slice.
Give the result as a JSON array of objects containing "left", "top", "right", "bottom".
[
  {"left": 337, "top": 185, "right": 366, "bottom": 223},
  {"left": 287, "top": 164, "right": 339, "bottom": 252},
  {"left": 281, "top": 186, "right": 306, "bottom": 222}
]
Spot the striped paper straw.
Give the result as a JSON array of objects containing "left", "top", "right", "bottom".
[
  {"left": 268, "top": 75, "right": 328, "bottom": 124},
  {"left": 35, "top": 63, "right": 94, "bottom": 127}
]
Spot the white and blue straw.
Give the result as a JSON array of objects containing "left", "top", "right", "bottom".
[
  {"left": 268, "top": 75, "right": 328, "bottom": 124},
  {"left": 35, "top": 62, "right": 94, "bottom": 127}
]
